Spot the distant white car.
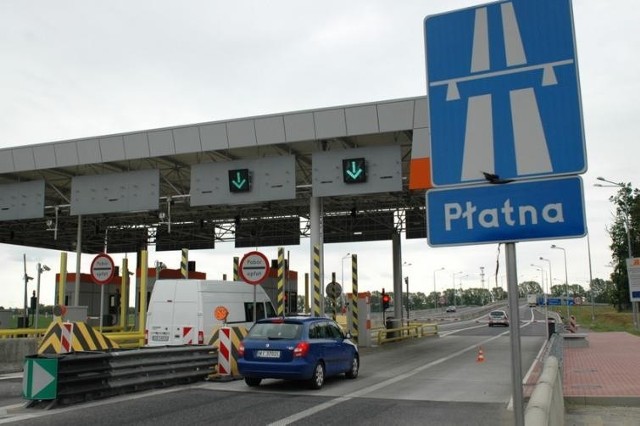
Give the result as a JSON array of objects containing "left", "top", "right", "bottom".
[
  {"left": 446, "top": 306, "right": 456, "bottom": 313},
  {"left": 488, "top": 310, "right": 509, "bottom": 327}
]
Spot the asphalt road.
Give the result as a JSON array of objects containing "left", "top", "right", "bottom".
[{"left": 1, "top": 305, "right": 548, "bottom": 425}]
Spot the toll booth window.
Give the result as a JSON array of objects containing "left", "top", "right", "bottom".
[
  {"left": 265, "top": 302, "right": 276, "bottom": 318},
  {"left": 245, "top": 302, "right": 267, "bottom": 322}
]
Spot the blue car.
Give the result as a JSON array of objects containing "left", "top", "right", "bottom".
[{"left": 237, "top": 316, "right": 359, "bottom": 389}]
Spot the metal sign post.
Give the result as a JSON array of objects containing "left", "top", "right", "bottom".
[
  {"left": 239, "top": 251, "right": 270, "bottom": 323},
  {"left": 91, "top": 253, "right": 115, "bottom": 332},
  {"left": 505, "top": 243, "right": 524, "bottom": 424}
]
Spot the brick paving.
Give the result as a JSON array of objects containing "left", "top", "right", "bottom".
[
  {"left": 563, "top": 331, "right": 640, "bottom": 425},
  {"left": 563, "top": 331, "right": 640, "bottom": 398}
]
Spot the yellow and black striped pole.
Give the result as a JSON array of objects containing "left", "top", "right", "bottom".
[
  {"left": 181, "top": 248, "right": 188, "bottom": 279},
  {"left": 313, "top": 245, "right": 321, "bottom": 317},
  {"left": 233, "top": 257, "right": 239, "bottom": 281},
  {"left": 351, "top": 254, "right": 358, "bottom": 343},
  {"left": 120, "top": 258, "right": 129, "bottom": 330},
  {"left": 277, "top": 247, "right": 285, "bottom": 316},
  {"left": 304, "top": 273, "right": 310, "bottom": 314}
]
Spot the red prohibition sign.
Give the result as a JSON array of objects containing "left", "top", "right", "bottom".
[
  {"left": 239, "top": 251, "right": 270, "bottom": 285},
  {"left": 91, "top": 253, "right": 115, "bottom": 285}
]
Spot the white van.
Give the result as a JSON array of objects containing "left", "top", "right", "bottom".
[{"left": 145, "top": 279, "right": 276, "bottom": 346}]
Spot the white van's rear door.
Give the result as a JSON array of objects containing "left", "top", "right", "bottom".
[{"left": 169, "top": 301, "right": 199, "bottom": 344}]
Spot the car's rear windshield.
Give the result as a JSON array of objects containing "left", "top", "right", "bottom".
[
  {"left": 247, "top": 322, "right": 303, "bottom": 340},
  {"left": 490, "top": 311, "right": 505, "bottom": 317}
]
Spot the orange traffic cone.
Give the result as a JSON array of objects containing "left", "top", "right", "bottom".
[{"left": 476, "top": 347, "right": 485, "bottom": 363}]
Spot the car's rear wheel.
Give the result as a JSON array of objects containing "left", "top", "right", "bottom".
[
  {"left": 244, "top": 377, "right": 262, "bottom": 387},
  {"left": 345, "top": 355, "right": 359, "bottom": 379},
  {"left": 309, "top": 362, "right": 325, "bottom": 389}
]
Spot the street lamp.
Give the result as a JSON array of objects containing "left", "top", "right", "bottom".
[
  {"left": 341, "top": 253, "right": 351, "bottom": 286},
  {"left": 531, "top": 264, "right": 544, "bottom": 294},
  {"left": 35, "top": 263, "right": 50, "bottom": 329},
  {"left": 452, "top": 271, "right": 463, "bottom": 307},
  {"left": 539, "top": 257, "right": 552, "bottom": 305},
  {"left": 551, "top": 244, "right": 570, "bottom": 318},
  {"left": 403, "top": 262, "right": 412, "bottom": 321},
  {"left": 433, "top": 267, "right": 445, "bottom": 310},
  {"left": 22, "top": 254, "right": 33, "bottom": 328},
  {"left": 596, "top": 176, "right": 637, "bottom": 329},
  {"left": 532, "top": 263, "right": 550, "bottom": 339}
]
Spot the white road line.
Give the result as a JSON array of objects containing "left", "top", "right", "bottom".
[{"left": 268, "top": 331, "right": 509, "bottom": 426}]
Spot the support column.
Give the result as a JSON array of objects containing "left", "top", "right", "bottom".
[
  {"left": 73, "top": 215, "right": 82, "bottom": 306},
  {"left": 310, "top": 196, "right": 324, "bottom": 316},
  {"left": 392, "top": 231, "right": 403, "bottom": 324}
]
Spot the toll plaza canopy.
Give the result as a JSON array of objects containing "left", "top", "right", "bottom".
[{"left": 0, "top": 96, "right": 431, "bottom": 253}]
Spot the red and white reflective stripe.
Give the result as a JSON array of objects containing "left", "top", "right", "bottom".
[
  {"left": 61, "top": 322, "right": 73, "bottom": 353},
  {"left": 218, "top": 327, "right": 231, "bottom": 376},
  {"left": 182, "top": 326, "right": 194, "bottom": 344}
]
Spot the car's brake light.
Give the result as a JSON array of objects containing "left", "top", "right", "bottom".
[
  {"left": 198, "top": 331, "right": 204, "bottom": 344},
  {"left": 293, "top": 341, "right": 310, "bottom": 357},
  {"left": 238, "top": 342, "right": 245, "bottom": 358}
]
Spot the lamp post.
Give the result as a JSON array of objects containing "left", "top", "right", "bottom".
[
  {"left": 596, "top": 176, "right": 637, "bottom": 329},
  {"left": 539, "top": 257, "right": 552, "bottom": 306},
  {"left": 341, "top": 253, "right": 351, "bottom": 287},
  {"left": 433, "top": 267, "right": 445, "bottom": 310},
  {"left": 403, "top": 262, "right": 412, "bottom": 321},
  {"left": 551, "top": 244, "right": 570, "bottom": 318},
  {"left": 452, "top": 271, "right": 463, "bottom": 307},
  {"left": 479, "top": 266, "right": 485, "bottom": 305},
  {"left": 22, "top": 254, "right": 33, "bottom": 328},
  {"left": 531, "top": 264, "right": 544, "bottom": 295},
  {"left": 533, "top": 263, "right": 550, "bottom": 339},
  {"left": 35, "top": 263, "right": 50, "bottom": 329}
]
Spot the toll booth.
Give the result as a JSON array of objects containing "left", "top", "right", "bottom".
[
  {"left": 346, "top": 292, "right": 372, "bottom": 347},
  {"left": 56, "top": 272, "right": 123, "bottom": 326},
  {"left": 0, "top": 310, "right": 11, "bottom": 329},
  {"left": 260, "top": 259, "right": 298, "bottom": 314}
]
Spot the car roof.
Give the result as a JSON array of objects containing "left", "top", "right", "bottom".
[{"left": 256, "top": 316, "right": 328, "bottom": 324}]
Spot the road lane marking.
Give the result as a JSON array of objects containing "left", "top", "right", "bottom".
[{"left": 268, "top": 331, "right": 510, "bottom": 426}]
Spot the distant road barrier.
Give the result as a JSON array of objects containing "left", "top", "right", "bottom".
[{"left": 377, "top": 322, "right": 438, "bottom": 345}]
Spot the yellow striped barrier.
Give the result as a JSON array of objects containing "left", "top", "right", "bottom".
[{"left": 377, "top": 322, "right": 438, "bottom": 345}]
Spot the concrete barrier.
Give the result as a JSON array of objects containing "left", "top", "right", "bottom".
[
  {"left": 525, "top": 356, "right": 564, "bottom": 426},
  {"left": 0, "top": 338, "right": 38, "bottom": 373}
]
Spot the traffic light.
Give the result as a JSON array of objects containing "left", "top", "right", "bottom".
[
  {"left": 381, "top": 288, "right": 390, "bottom": 310},
  {"left": 342, "top": 158, "right": 367, "bottom": 184},
  {"left": 228, "top": 169, "right": 251, "bottom": 193}
]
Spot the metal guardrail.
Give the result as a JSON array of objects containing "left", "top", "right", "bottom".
[
  {"left": 26, "top": 345, "right": 217, "bottom": 407},
  {"left": 377, "top": 322, "right": 438, "bottom": 345},
  {"left": 0, "top": 328, "right": 47, "bottom": 339}
]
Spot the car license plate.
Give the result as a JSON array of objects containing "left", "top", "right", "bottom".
[
  {"left": 256, "top": 350, "right": 280, "bottom": 359},
  {"left": 151, "top": 334, "right": 169, "bottom": 342}
]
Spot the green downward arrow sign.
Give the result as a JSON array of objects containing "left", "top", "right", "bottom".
[
  {"left": 232, "top": 171, "right": 247, "bottom": 189},
  {"left": 346, "top": 161, "right": 363, "bottom": 179}
]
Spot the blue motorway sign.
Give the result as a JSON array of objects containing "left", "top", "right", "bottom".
[
  {"left": 426, "top": 176, "right": 585, "bottom": 246},
  {"left": 425, "top": 0, "right": 586, "bottom": 186}
]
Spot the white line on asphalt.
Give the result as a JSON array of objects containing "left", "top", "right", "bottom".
[{"left": 268, "top": 331, "right": 510, "bottom": 426}]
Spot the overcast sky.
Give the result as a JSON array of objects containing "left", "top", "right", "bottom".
[{"left": 1, "top": 0, "right": 638, "bottom": 309}]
